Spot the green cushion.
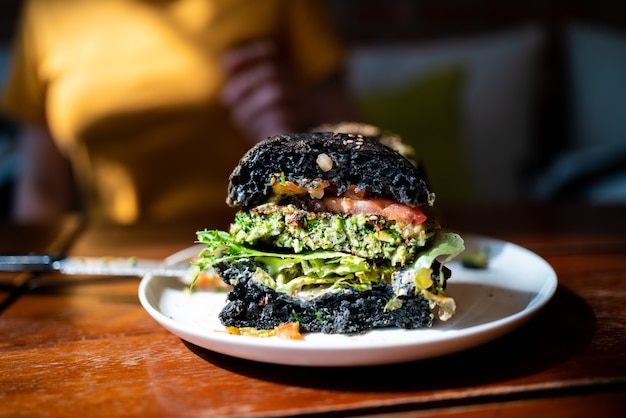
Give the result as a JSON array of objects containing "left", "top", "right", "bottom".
[{"left": 358, "top": 65, "right": 473, "bottom": 203}]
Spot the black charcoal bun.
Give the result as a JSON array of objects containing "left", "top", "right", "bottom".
[{"left": 227, "top": 132, "right": 434, "bottom": 208}]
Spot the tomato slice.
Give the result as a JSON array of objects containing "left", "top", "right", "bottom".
[
  {"left": 321, "top": 196, "right": 426, "bottom": 225},
  {"left": 272, "top": 181, "right": 427, "bottom": 225},
  {"left": 381, "top": 203, "right": 427, "bottom": 225}
]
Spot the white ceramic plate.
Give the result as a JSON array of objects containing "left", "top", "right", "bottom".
[{"left": 138, "top": 235, "right": 557, "bottom": 367}]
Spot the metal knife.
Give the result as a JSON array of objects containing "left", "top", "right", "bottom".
[{"left": 0, "top": 252, "right": 196, "bottom": 277}]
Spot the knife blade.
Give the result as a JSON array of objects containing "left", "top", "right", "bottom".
[{"left": 0, "top": 253, "right": 192, "bottom": 277}]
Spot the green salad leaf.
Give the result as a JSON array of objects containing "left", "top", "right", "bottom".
[
  {"left": 194, "top": 229, "right": 465, "bottom": 302},
  {"left": 194, "top": 229, "right": 385, "bottom": 298}
]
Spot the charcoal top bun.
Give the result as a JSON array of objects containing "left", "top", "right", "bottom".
[{"left": 226, "top": 132, "right": 434, "bottom": 208}]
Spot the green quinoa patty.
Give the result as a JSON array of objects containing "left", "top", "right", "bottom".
[{"left": 229, "top": 203, "right": 439, "bottom": 266}]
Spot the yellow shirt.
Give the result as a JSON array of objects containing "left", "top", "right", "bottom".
[{"left": 1, "top": 0, "right": 345, "bottom": 224}]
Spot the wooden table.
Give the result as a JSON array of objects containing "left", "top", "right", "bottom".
[{"left": 1, "top": 204, "right": 625, "bottom": 417}]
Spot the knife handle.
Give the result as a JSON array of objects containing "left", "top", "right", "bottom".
[{"left": 0, "top": 253, "right": 65, "bottom": 272}]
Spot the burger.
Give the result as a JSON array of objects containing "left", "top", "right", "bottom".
[{"left": 193, "top": 131, "right": 464, "bottom": 335}]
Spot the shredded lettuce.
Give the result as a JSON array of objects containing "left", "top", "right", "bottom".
[
  {"left": 194, "top": 229, "right": 465, "bottom": 306},
  {"left": 194, "top": 230, "right": 383, "bottom": 297}
]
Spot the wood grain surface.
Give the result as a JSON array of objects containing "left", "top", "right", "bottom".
[{"left": 1, "top": 205, "right": 625, "bottom": 417}]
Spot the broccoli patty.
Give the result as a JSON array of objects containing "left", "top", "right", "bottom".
[{"left": 229, "top": 203, "right": 439, "bottom": 265}]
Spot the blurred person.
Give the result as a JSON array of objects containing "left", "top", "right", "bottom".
[{"left": 0, "top": 0, "right": 357, "bottom": 224}]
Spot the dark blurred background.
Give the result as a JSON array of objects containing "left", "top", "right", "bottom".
[
  {"left": 2, "top": 0, "right": 626, "bottom": 218},
  {"left": 0, "top": 1, "right": 18, "bottom": 219}
]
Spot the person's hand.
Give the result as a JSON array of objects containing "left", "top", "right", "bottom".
[{"left": 220, "top": 40, "right": 301, "bottom": 143}]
